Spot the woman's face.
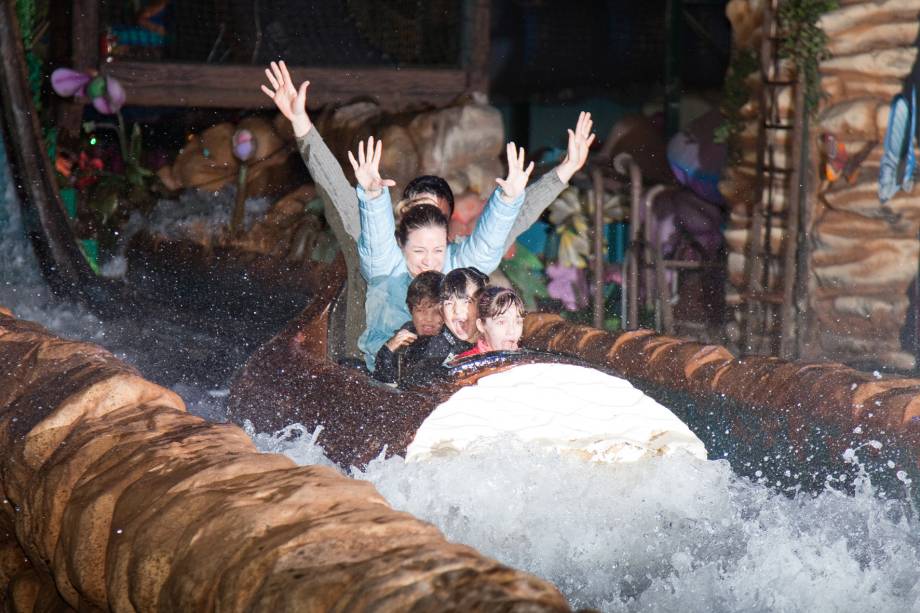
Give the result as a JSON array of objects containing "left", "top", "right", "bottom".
[
  {"left": 476, "top": 304, "right": 524, "bottom": 351},
  {"left": 441, "top": 281, "right": 479, "bottom": 342},
  {"left": 402, "top": 225, "right": 447, "bottom": 277}
]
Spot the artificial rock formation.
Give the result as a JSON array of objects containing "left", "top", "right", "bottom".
[
  {"left": 315, "top": 99, "right": 505, "bottom": 200},
  {"left": 0, "top": 311, "right": 570, "bottom": 612},
  {"left": 721, "top": 0, "right": 920, "bottom": 369},
  {"left": 809, "top": 1, "right": 920, "bottom": 368}
]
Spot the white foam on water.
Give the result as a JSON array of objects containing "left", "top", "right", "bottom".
[{"left": 253, "top": 426, "right": 920, "bottom": 612}]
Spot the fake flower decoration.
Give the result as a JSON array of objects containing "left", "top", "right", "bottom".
[
  {"left": 548, "top": 187, "right": 625, "bottom": 269},
  {"left": 229, "top": 128, "right": 257, "bottom": 235},
  {"left": 50, "top": 67, "right": 157, "bottom": 250},
  {"left": 51, "top": 68, "right": 126, "bottom": 115},
  {"left": 546, "top": 262, "right": 589, "bottom": 311},
  {"left": 231, "top": 128, "right": 256, "bottom": 162},
  {"left": 73, "top": 152, "right": 105, "bottom": 191}
]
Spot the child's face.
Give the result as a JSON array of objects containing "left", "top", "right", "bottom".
[
  {"left": 441, "top": 281, "right": 479, "bottom": 341},
  {"left": 412, "top": 299, "right": 443, "bottom": 336},
  {"left": 476, "top": 304, "right": 524, "bottom": 351}
]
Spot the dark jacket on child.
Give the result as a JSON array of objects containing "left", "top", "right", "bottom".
[{"left": 373, "top": 324, "right": 473, "bottom": 386}]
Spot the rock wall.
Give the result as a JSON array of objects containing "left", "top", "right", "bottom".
[
  {"left": 0, "top": 312, "right": 570, "bottom": 612},
  {"left": 315, "top": 99, "right": 505, "bottom": 201},
  {"left": 811, "top": 1, "right": 920, "bottom": 369},
  {"left": 721, "top": 0, "right": 920, "bottom": 369}
]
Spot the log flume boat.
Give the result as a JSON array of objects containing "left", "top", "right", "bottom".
[
  {"left": 229, "top": 255, "right": 920, "bottom": 500},
  {"left": 227, "top": 260, "right": 709, "bottom": 469}
]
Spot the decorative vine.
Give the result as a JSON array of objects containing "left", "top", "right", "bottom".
[
  {"left": 14, "top": 0, "right": 55, "bottom": 159},
  {"left": 15, "top": 0, "right": 42, "bottom": 112},
  {"left": 777, "top": 0, "right": 838, "bottom": 115},
  {"left": 715, "top": 47, "right": 759, "bottom": 147}
]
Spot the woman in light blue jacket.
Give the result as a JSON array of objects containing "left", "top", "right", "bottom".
[{"left": 348, "top": 137, "right": 534, "bottom": 369}]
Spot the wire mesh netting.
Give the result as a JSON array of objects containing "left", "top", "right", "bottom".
[
  {"left": 100, "top": 0, "right": 465, "bottom": 67},
  {"left": 491, "top": 0, "right": 730, "bottom": 97}
]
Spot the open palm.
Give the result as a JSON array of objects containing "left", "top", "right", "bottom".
[
  {"left": 260, "top": 60, "right": 311, "bottom": 137},
  {"left": 556, "top": 111, "right": 596, "bottom": 183},
  {"left": 496, "top": 142, "right": 535, "bottom": 202},
  {"left": 348, "top": 136, "right": 396, "bottom": 198}
]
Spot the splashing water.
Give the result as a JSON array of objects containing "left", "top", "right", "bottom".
[
  {"left": 0, "top": 135, "right": 229, "bottom": 416},
  {"left": 252, "top": 425, "right": 920, "bottom": 612},
  {"left": 3, "top": 136, "right": 920, "bottom": 611}
]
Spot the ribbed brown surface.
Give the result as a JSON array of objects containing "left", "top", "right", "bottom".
[
  {"left": 522, "top": 313, "right": 920, "bottom": 477},
  {"left": 0, "top": 312, "right": 569, "bottom": 612}
]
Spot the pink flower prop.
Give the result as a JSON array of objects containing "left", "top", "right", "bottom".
[
  {"left": 51, "top": 68, "right": 125, "bottom": 115},
  {"left": 232, "top": 129, "right": 256, "bottom": 162},
  {"left": 546, "top": 263, "right": 588, "bottom": 311},
  {"left": 51, "top": 68, "right": 91, "bottom": 97},
  {"left": 91, "top": 77, "right": 126, "bottom": 115}
]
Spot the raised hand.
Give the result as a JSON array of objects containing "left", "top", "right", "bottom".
[
  {"left": 260, "top": 60, "right": 311, "bottom": 137},
  {"left": 556, "top": 111, "right": 596, "bottom": 184},
  {"left": 496, "top": 142, "right": 535, "bottom": 203},
  {"left": 347, "top": 136, "right": 396, "bottom": 198}
]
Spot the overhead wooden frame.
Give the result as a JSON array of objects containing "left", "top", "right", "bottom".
[
  {"left": 101, "top": 63, "right": 471, "bottom": 110},
  {"left": 73, "top": 0, "right": 490, "bottom": 110}
]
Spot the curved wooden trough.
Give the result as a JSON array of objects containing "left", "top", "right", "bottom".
[
  {"left": 521, "top": 314, "right": 920, "bottom": 494},
  {"left": 0, "top": 310, "right": 572, "bottom": 612}
]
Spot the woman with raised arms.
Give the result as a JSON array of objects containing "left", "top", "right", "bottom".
[{"left": 349, "top": 135, "right": 532, "bottom": 369}]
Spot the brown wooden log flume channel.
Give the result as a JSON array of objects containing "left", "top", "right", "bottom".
[
  {"left": 0, "top": 312, "right": 571, "bottom": 612},
  {"left": 521, "top": 314, "right": 920, "bottom": 497}
]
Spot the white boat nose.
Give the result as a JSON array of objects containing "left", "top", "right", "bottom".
[{"left": 407, "top": 363, "right": 708, "bottom": 463}]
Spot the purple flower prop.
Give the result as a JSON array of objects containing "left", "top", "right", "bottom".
[
  {"left": 51, "top": 68, "right": 91, "bottom": 97},
  {"left": 232, "top": 129, "right": 257, "bottom": 162},
  {"left": 92, "top": 76, "right": 126, "bottom": 115},
  {"left": 51, "top": 68, "right": 125, "bottom": 115},
  {"left": 546, "top": 263, "right": 588, "bottom": 311}
]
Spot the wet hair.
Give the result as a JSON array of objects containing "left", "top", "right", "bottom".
[
  {"left": 406, "top": 270, "right": 444, "bottom": 311},
  {"left": 439, "top": 267, "right": 489, "bottom": 302},
  {"left": 403, "top": 175, "right": 455, "bottom": 217},
  {"left": 395, "top": 204, "right": 448, "bottom": 247},
  {"left": 476, "top": 286, "right": 526, "bottom": 321}
]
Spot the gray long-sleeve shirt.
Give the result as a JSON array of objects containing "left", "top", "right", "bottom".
[{"left": 296, "top": 126, "right": 567, "bottom": 358}]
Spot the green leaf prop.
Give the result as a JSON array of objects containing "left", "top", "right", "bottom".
[{"left": 500, "top": 243, "right": 548, "bottom": 311}]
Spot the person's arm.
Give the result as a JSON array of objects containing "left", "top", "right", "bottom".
[
  {"left": 373, "top": 326, "right": 417, "bottom": 384},
  {"left": 262, "top": 60, "right": 360, "bottom": 240},
  {"left": 505, "top": 112, "right": 596, "bottom": 251},
  {"left": 356, "top": 186, "right": 402, "bottom": 280},
  {"left": 452, "top": 143, "right": 532, "bottom": 273},
  {"left": 510, "top": 171, "right": 567, "bottom": 251},
  {"left": 296, "top": 129, "right": 360, "bottom": 241},
  {"left": 352, "top": 137, "right": 402, "bottom": 281},
  {"left": 373, "top": 345, "right": 400, "bottom": 384}
]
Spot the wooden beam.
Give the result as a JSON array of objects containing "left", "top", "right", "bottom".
[
  {"left": 465, "top": 0, "right": 491, "bottom": 95},
  {"left": 592, "top": 168, "right": 605, "bottom": 329},
  {"left": 72, "top": 0, "right": 99, "bottom": 70},
  {"left": 779, "top": 72, "right": 806, "bottom": 360},
  {"left": 101, "top": 62, "right": 469, "bottom": 110}
]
